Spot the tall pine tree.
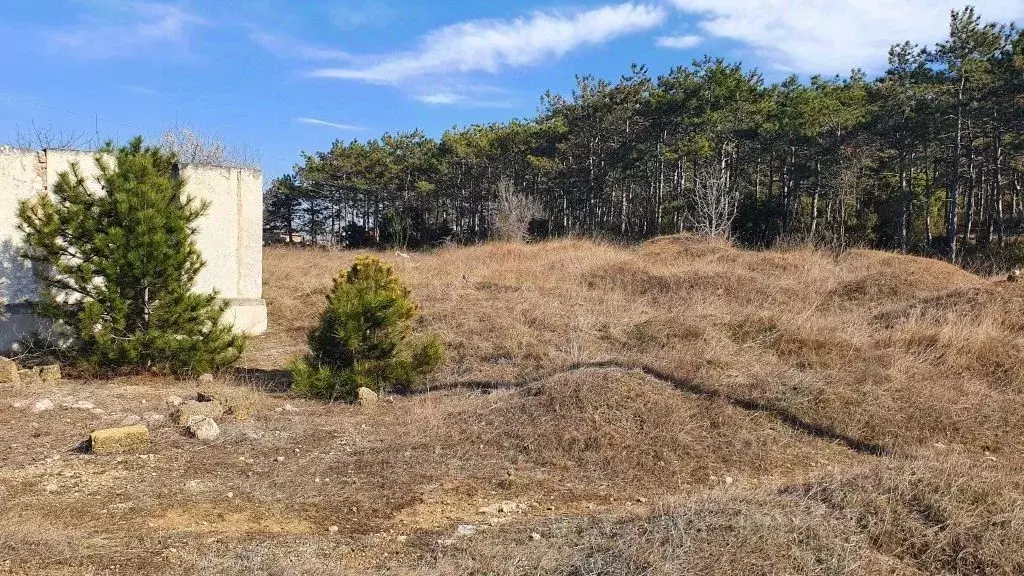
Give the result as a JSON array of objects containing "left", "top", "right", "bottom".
[{"left": 18, "top": 137, "right": 245, "bottom": 374}]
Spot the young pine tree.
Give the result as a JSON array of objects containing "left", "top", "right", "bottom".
[
  {"left": 17, "top": 137, "right": 245, "bottom": 374},
  {"left": 291, "top": 256, "right": 443, "bottom": 401}
]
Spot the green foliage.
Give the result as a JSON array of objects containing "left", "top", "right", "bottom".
[
  {"left": 291, "top": 256, "right": 443, "bottom": 401},
  {"left": 269, "top": 8, "right": 1024, "bottom": 262},
  {"left": 17, "top": 137, "right": 245, "bottom": 374}
]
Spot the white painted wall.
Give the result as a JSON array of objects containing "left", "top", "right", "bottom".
[{"left": 0, "top": 147, "right": 267, "bottom": 351}]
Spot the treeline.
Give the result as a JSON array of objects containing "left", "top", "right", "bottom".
[{"left": 264, "top": 7, "right": 1024, "bottom": 265}]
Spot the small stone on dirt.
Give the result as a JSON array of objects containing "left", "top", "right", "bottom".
[
  {"left": 120, "top": 414, "right": 142, "bottom": 427},
  {"left": 328, "top": 525, "right": 339, "bottom": 534},
  {"left": 166, "top": 395, "right": 183, "bottom": 407},
  {"left": 90, "top": 425, "right": 150, "bottom": 454},
  {"left": 39, "top": 364, "right": 61, "bottom": 382},
  {"left": 31, "top": 398, "right": 54, "bottom": 413},
  {"left": 186, "top": 415, "right": 220, "bottom": 441},
  {"left": 276, "top": 456, "right": 285, "bottom": 462},
  {"left": 71, "top": 400, "right": 96, "bottom": 410},
  {"left": 531, "top": 532, "right": 542, "bottom": 541},
  {"left": 283, "top": 403, "right": 299, "bottom": 412},
  {"left": 198, "top": 373, "right": 214, "bottom": 383},
  {"left": 455, "top": 524, "right": 478, "bottom": 537},
  {"left": 173, "top": 399, "right": 224, "bottom": 425},
  {"left": 356, "top": 387, "right": 378, "bottom": 406},
  {"left": 0, "top": 357, "right": 19, "bottom": 384},
  {"left": 142, "top": 412, "right": 166, "bottom": 426},
  {"left": 18, "top": 368, "right": 40, "bottom": 384}
]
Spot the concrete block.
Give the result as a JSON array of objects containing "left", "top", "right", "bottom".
[{"left": 90, "top": 425, "right": 150, "bottom": 454}]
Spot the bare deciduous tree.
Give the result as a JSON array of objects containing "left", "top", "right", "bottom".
[
  {"left": 686, "top": 163, "right": 738, "bottom": 238},
  {"left": 161, "top": 125, "right": 261, "bottom": 169},
  {"left": 13, "top": 122, "right": 93, "bottom": 150},
  {"left": 490, "top": 179, "right": 543, "bottom": 242}
]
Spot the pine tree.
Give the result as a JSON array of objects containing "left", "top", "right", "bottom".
[
  {"left": 291, "top": 256, "right": 443, "bottom": 401},
  {"left": 17, "top": 137, "right": 245, "bottom": 374}
]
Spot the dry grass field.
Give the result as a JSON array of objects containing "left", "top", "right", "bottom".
[{"left": 3, "top": 235, "right": 1024, "bottom": 574}]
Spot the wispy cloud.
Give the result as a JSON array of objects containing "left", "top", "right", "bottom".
[
  {"left": 296, "top": 117, "right": 364, "bottom": 130},
  {"left": 249, "top": 30, "right": 354, "bottom": 61},
  {"left": 310, "top": 3, "right": 667, "bottom": 84},
  {"left": 413, "top": 92, "right": 518, "bottom": 108},
  {"left": 656, "top": 34, "right": 703, "bottom": 49},
  {"left": 46, "top": 1, "right": 208, "bottom": 60},
  {"left": 666, "top": 0, "right": 1024, "bottom": 74}
]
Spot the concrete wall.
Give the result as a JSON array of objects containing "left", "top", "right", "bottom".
[{"left": 0, "top": 146, "right": 267, "bottom": 351}]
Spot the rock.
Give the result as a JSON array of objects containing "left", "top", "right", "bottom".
[
  {"left": 173, "top": 399, "right": 224, "bottom": 425},
  {"left": 0, "top": 357, "right": 19, "bottom": 385},
  {"left": 142, "top": 412, "right": 166, "bottom": 426},
  {"left": 328, "top": 525, "right": 339, "bottom": 534},
  {"left": 455, "top": 524, "right": 478, "bottom": 537},
  {"left": 39, "top": 364, "right": 61, "bottom": 382},
  {"left": 120, "top": 414, "right": 142, "bottom": 427},
  {"left": 275, "top": 456, "right": 285, "bottom": 462},
  {"left": 636, "top": 497, "right": 648, "bottom": 504},
  {"left": 90, "top": 408, "right": 105, "bottom": 415},
  {"left": 198, "top": 390, "right": 256, "bottom": 421},
  {"left": 166, "top": 395, "right": 183, "bottom": 407},
  {"left": 186, "top": 415, "right": 220, "bottom": 441},
  {"left": 71, "top": 400, "right": 96, "bottom": 410},
  {"left": 30, "top": 398, "right": 54, "bottom": 413},
  {"left": 725, "top": 476, "right": 734, "bottom": 485},
  {"left": 356, "top": 387, "right": 378, "bottom": 406},
  {"left": 90, "top": 425, "right": 150, "bottom": 454},
  {"left": 282, "top": 403, "right": 299, "bottom": 412},
  {"left": 18, "top": 368, "right": 40, "bottom": 384},
  {"left": 198, "top": 373, "right": 214, "bottom": 383},
  {"left": 531, "top": 532, "right": 542, "bottom": 541}
]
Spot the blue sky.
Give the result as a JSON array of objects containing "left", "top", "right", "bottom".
[{"left": 2, "top": 0, "right": 1022, "bottom": 181}]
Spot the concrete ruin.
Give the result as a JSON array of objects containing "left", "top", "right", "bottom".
[{"left": 0, "top": 147, "right": 267, "bottom": 351}]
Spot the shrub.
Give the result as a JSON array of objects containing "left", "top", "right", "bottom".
[
  {"left": 17, "top": 137, "right": 245, "bottom": 374},
  {"left": 291, "top": 256, "right": 443, "bottom": 401}
]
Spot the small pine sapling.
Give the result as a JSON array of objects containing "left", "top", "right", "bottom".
[{"left": 291, "top": 256, "right": 443, "bottom": 401}]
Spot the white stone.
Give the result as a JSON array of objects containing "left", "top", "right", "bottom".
[
  {"left": 70, "top": 400, "right": 95, "bottom": 410},
  {"left": 186, "top": 415, "right": 220, "bottom": 441},
  {"left": 30, "top": 398, "right": 54, "bottom": 413},
  {"left": 455, "top": 524, "right": 477, "bottom": 537}
]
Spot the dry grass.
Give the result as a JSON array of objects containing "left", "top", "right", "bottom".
[
  {"left": 3, "top": 235, "right": 1024, "bottom": 574},
  {"left": 256, "top": 236, "right": 1024, "bottom": 455}
]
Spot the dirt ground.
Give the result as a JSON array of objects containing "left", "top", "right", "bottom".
[{"left": 2, "top": 236, "right": 1024, "bottom": 575}]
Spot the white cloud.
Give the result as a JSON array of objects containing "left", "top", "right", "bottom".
[
  {"left": 249, "top": 30, "right": 354, "bottom": 61},
  {"left": 656, "top": 34, "right": 703, "bottom": 49},
  {"left": 47, "top": 1, "right": 208, "bottom": 59},
  {"left": 416, "top": 93, "right": 462, "bottom": 105},
  {"left": 310, "top": 3, "right": 667, "bottom": 84},
  {"left": 666, "top": 0, "right": 1024, "bottom": 74},
  {"left": 413, "top": 91, "right": 519, "bottom": 108},
  {"left": 296, "top": 117, "right": 364, "bottom": 130}
]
